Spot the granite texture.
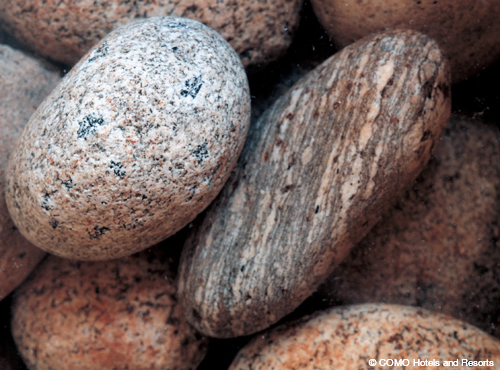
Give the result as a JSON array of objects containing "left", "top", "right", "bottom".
[
  {"left": 178, "top": 30, "right": 451, "bottom": 338},
  {"left": 310, "top": 0, "right": 500, "bottom": 83},
  {"left": 317, "top": 115, "right": 500, "bottom": 338},
  {"left": 0, "top": 0, "right": 303, "bottom": 69},
  {"left": 11, "top": 245, "right": 208, "bottom": 370},
  {"left": 6, "top": 17, "right": 251, "bottom": 261},
  {"left": 229, "top": 304, "right": 500, "bottom": 369},
  {"left": 0, "top": 45, "right": 60, "bottom": 301}
]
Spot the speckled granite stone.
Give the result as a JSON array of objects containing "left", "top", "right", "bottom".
[
  {"left": 229, "top": 304, "right": 500, "bottom": 369},
  {"left": 317, "top": 115, "right": 500, "bottom": 338},
  {"left": 12, "top": 245, "right": 208, "bottom": 370},
  {"left": 309, "top": 0, "right": 500, "bottom": 83},
  {"left": 6, "top": 17, "right": 251, "bottom": 261},
  {"left": 0, "top": 0, "right": 303, "bottom": 69},
  {"left": 0, "top": 45, "right": 60, "bottom": 301}
]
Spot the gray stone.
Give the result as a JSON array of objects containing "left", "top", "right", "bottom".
[{"left": 178, "top": 30, "right": 451, "bottom": 338}]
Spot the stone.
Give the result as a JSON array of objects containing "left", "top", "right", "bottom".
[
  {"left": 229, "top": 304, "right": 500, "bottom": 369},
  {"left": 11, "top": 244, "right": 208, "bottom": 370},
  {"left": 178, "top": 30, "right": 451, "bottom": 338},
  {"left": 309, "top": 0, "right": 500, "bottom": 83},
  {"left": 0, "top": 44, "right": 60, "bottom": 301},
  {"left": 317, "top": 115, "right": 500, "bottom": 338},
  {"left": 0, "top": 0, "right": 303, "bottom": 69},
  {"left": 6, "top": 17, "right": 251, "bottom": 261}
]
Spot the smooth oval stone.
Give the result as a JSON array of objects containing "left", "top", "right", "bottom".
[
  {"left": 178, "top": 30, "right": 451, "bottom": 338},
  {"left": 0, "top": 0, "right": 303, "bottom": 69},
  {"left": 229, "top": 304, "right": 500, "bottom": 369},
  {"left": 0, "top": 45, "right": 60, "bottom": 301},
  {"left": 11, "top": 244, "right": 208, "bottom": 370},
  {"left": 309, "top": 0, "right": 500, "bottom": 83},
  {"left": 5, "top": 17, "right": 251, "bottom": 261},
  {"left": 317, "top": 115, "right": 500, "bottom": 338}
]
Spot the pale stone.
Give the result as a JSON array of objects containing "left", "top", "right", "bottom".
[{"left": 6, "top": 17, "right": 251, "bottom": 260}]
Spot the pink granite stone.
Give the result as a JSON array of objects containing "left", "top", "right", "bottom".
[
  {"left": 12, "top": 245, "right": 208, "bottom": 370},
  {"left": 0, "top": 45, "right": 60, "bottom": 301},
  {"left": 230, "top": 304, "right": 500, "bottom": 369},
  {"left": 0, "top": 0, "right": 303, "bottom": 69}
]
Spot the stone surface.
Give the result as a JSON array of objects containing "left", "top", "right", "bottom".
[
  {"left": 178, "top": 30, "right": 451, "bottom": 338},
  {"left": 6, "top": 17, "right": 251, "bottom": 261},
  {"left": 11, "top": 244, "right": 208, "bottom": 370},
  {"left": 229, "top": 304, "right": 500, "bottom": 369},
  {"left": 317, "top": 115, "right": 500, "bottom": 338},
  {"left": 0, "top": 0, "right": 303, "bottom": 69},
  {"left": 310, "top": 0, "right": 500, "bottom": 83},
  {"left": 0, "top": 45, "right": 60, "bottom": 301}
]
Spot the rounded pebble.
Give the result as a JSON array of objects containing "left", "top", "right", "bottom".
[
  {"left": 12, "top": 245, "right": 208, "bottom": 370},
  {"left": 229, "top": 304, "right": 500, "bottom": 369},
  {"left": 5, "top": 17, "right": 251, "bottom": 260}
]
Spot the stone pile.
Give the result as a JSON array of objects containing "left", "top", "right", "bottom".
[{"left": 1, "top": 1, "right": 499, "bottom": 368}]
